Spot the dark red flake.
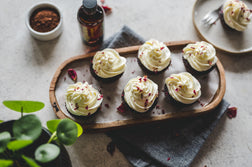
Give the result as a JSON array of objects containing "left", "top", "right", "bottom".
[
  {"left": 175, "top": 88, "right": 179, "bottom": 92},
  {"left": 68, "top": 69, "right": 77, "bottom": 82},
  {"left": 197, "top": 100, "right": 204, "bottom": 107},
  {"left": 107, "top": 141, "right": 115, "bottom": 156},
  {"left": 144, "top": 99, "right": 148, "bottom": 107},
  {"left": 148, "top": 93, "right": 152, "bottom": 96},
  {"left": 117, "top": 103, "right": 126, "bottom": 113},
  {"left": 74, "top": 103, "right": 79, "bottom": 110},
  {"left": 105, "top": 104, "right": 110, "bottom": 108},
  {"left": 102, "top": 5, "right": 112, "bottom": 14},
  {"left": 167, "top": 157, "right": 171, "bottom": 161},
  {"left": 132, "top": 71, "right": 135, "bottom": 74},
  {"left": 160, "top": 47, "right": 165, "bottom": 50},
  {"left": 227, "top": 107, "right": 237, "bottom": 118},
  {"left": 85, "top": 106, "right": 89, "bottom": 110},
  {"left": 193, "top": 90, "right": 196, "bottom": 95},
  {"left": 156, "top": 105, "right": 160, "bottom": 109}
]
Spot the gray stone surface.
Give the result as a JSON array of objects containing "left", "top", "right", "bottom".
[{"left": 0, "top": 0, "right": 252, "bottom": 167}]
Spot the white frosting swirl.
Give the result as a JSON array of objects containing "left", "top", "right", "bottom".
[
  {"left": 92, "top": 48, "right": 126, "bottom": 78},
  {"left": 65, "top": 82, "right": 103, "bottom": 116},
  {"left": 165, "top": 72, "right": 201, "bottom": 104},
  {"left": 223, "top": 0, "right": 251, "bottom": 31},
  {"left": 124, "top": 76, "right": 158, "bottom": 113},
  {"left": 183, "top": 41, "right": 217, "bottom": 72},
  {"left": 138, "top": 39, "right": 171, "bottom": 72}
]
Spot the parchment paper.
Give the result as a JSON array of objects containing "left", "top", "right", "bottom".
[{"left": 55, "top": 50, "right": 219, "bottom": 124}]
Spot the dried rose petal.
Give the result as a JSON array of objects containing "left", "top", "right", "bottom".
[
  {"left": 107, "top": 141, "right": 115, "bottom": 156},
  {"left": 227, "top": 107, "right": 237, "bottom": 118},
  {"left": 105, "top": 104, "right": 110, "bottom": 108},
  {"left": 68, "top": 69, "right": 77, "bottom": 82},
  {"left": 117, "top": 103, "right": 126, "bottom": 113},
  {"left": 102, "top": 5, "right": 112, "bottom": 14}
]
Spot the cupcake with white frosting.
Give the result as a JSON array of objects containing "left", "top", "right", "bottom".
[
  {"left": 220, "top": 0, "right": 251, "bottom": 31},
  {"left": 138, "top": 39, "right": 171, "bottom": 74},
  {"left": 182, "top": 41, "right": 218, "bottom": 74},
  {"left": 65, "top": 82, "right": 103, "bottom": 117},
  {"left": 164, "top": 72, "right": 201, "bottom": 105},
  {"left": 91, "top": 48, "right": 126, "bottom": 82},
  {"left": 123, "top": 76, "right": 159, "bottom": 113}
]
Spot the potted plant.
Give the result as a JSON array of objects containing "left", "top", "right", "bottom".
[{"left": 0, "top": 101, "right": 83, "bottom": 167}]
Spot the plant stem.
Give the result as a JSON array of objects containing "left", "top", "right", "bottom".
[
  {"left": 48, "top": 131, "right": 57, "bottom": 143},
  {"left": 21, "top": 106, "right": 23, "bottom": 118}
]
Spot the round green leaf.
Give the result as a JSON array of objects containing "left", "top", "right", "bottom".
[
  {"left": 35, "top": 143, "right": 60, "bottom": 163},
  {"left": 7, "top": 140, "right": 33, "bottom": 151},
  {"left": 13, "top": 114, "right": 42, "bottom": 141},
  {"left": 75, "top": 122, "right": 83, "bottom": 137},
  {"left": 57, "top": 119, "right": 77, "bottom": 145},
  {"left": 0, "top": 120, "right": 3, "bottom": 123},
  {"left": 47, "top": 119, "right": 83, "bottom": 137},
  {"left": 3, "top": 101, "right": 44, "bottom": 113},
  {"left": 0, "top": 132, "right": 11, "bottom": 153},
  {"left": 47, "top": 119, "right": 61, "bottom": 133},
  {"left": 0, "top": 159, "right": 13, "bottom": 167},
  {"left": 22, "top": 155, "right": 41, "bottom": 167}
]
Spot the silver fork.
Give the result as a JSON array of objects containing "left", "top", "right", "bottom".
[{"left": 202, "top": 5, "right": 222, "bottom": 25}]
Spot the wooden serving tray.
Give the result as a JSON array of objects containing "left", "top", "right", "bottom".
[{"left": 49, "top": 40, "right": 226, "bottom": 132}]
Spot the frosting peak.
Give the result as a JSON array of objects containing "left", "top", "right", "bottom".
[
  {"left": 138, "top": 39, "right": 171, "bottom": 72},
  {"left": 124, "top": 76, "right": 158, "bottom": 113},
  {"left": 165, "top": 72, "right": 201, "bottom": 104},
  {"left": 65, "top": 82, "right": 103, "bottom": 116},
  {"left": 92, "top": 48, "right": 126, "bottom": 78},
  {"left": 183, "top": 41, "right": 217, "bottom": 72},
  {"left": 223, "top": 0, "right": 251, "bottom": 31}
]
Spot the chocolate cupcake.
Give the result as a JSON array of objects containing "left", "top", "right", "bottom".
[
  {"left": 182, "top": 41, "right": 218, "bottom": 75},
  {"left": 164, "top": 72, "right": 201, "bottom": 105},
  {"left": 65, "top": 82, "right": 103, "bottom": 117},
  {"left": 220, "top": 0, "right": 251, "bottom": 32},
  {"left": 138, "top": 39, "right": 171, "bottom": 74},
  {"left": 123, "top": 76, "right": 159, "bottom": 113},
  {"left": 91, "top": 48, "right": 126, "bottom": 82}
]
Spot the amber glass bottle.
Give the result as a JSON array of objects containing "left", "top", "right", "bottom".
[{"left": 77, "top": 0, "right": 104, "bottom": 46}]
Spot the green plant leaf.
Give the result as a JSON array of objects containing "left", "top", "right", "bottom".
[
  {"left": 46, "top": 119, "right": 60, "bottom": 133},
  {"left": 0, "top": 131, "right": 11, "bottom": 153},
  {"left": 7, "top": 140, "right": 33, "bottom": 151},
  {"left": 57, "top": 119, "right": 78, "bottom": 145},
  {"left": 76, "top": 122, "right": 83, "bottom": 137},
  {"left": 13, "top": 114, "right": 42, "bottom": 141},
  {"left": 47, "top": 119, "right": 83, "bottom": 137},
  {"left": 35, "top": 143, "right": 60, "bottom": 163},
  {"left": 3, "top": 101, "right": 44, "bottom": 113},
  {"left": 0, "top": 120, "right": 3, "bottom": 123},
  {"left": 0, "top": 159, "right": 13, "bottom": 167},
  {"left": 22, "top": 155, "right": 41, "bottom": 167}
]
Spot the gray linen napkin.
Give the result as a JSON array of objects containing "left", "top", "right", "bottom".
[{"left": 103, "top": 26, "right": 230, "bottom": 167}]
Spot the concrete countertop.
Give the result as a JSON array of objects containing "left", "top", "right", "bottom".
[{"left": 1, "top": 0, "right": 252, "bottom": 166}]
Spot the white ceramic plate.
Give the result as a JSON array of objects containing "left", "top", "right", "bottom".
[{"left": 193, "top": 0, "right": 252, "bottom": 54}]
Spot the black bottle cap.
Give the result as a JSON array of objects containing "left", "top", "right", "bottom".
[{"left": 83, "top": 0, "right": 97, "bottom": 14}]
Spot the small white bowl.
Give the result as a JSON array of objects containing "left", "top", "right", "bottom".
[{"left": 26, "top": 2, "right": 63, "bottom": 41}]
